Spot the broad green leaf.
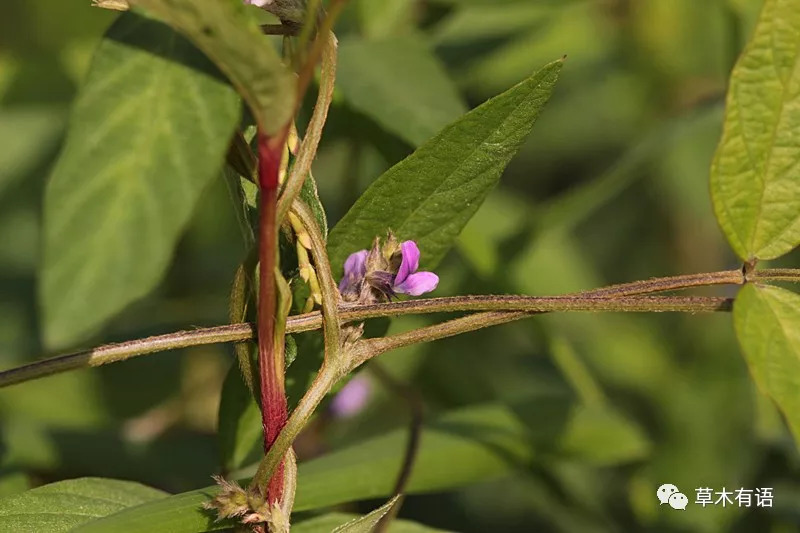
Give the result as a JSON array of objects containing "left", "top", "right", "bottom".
[
  {"left": 130, "top": 0, "right": 294, "bottom": 133},
  {"left": 328, "top": 59, "right": 562, "bottom": 275},
  {"left": 40, "top": 13, "right": 241, "bottom": 348},
  {"left": 74, "top": 404, "right": 533, "bottom": 532},
  {"left": 337, "top": 36, "right": 467, "bottom": 147},
  {"left": 331, "top": 496, "right": 399, "bottom": 533},
  {"left": 734, "top": 284, "right": 800, "bottom": 443},
  {"left": 710, "top": 0, "right": 800, "bottom": 260},
  {"left": 294, "top": 512, "right": 444, "bottom": 533},
  {"left": 0, "top": 478, "right": 166, "bottom": 533}
]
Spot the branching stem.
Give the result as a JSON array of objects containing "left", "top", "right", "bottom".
[{"left": 3, "top": 268, "right": 799, "bottom": 389}]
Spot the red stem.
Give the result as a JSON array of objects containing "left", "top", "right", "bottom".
[{"left": 257, "top": 129, "right": 288, "bottom": 504}]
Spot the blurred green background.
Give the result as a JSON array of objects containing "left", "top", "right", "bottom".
[{"left": 1, "top": 0, "right": 799, "bottom": 531}]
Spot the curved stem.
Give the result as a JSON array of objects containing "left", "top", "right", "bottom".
[
  {"left": 251, "top": 200, "right": 344, "bottom": 494},
  {"left": 291, "top": 200, "right": 342, "bottom": 365},
  {"left": 276, "top": 31, "right": 337, "bottom": 224}
]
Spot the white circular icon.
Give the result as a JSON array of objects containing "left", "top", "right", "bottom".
[
  {"left": 657, "top": 483, "right": 680, "bottom": 505},
  {"left": 668, "top": 492, "right": 688, "bottom": 510}
]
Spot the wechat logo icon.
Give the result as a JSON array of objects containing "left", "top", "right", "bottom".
[{"left": 658, "top": 483, "right": 688, "bottom": 510}]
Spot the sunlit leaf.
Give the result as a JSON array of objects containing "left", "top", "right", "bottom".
[
  {"left": 0, "top": 478, "right": 166, "bottom": 533},
  {"left": 40, "top": 13, "right": 241, "bottom": 348},
  {"left": 130, "top": 0, "right": 294, "bottom": 134},
  {"left": 328, "top": 59, "right": 562, "bottom": 275},
  {"left": 734, "top": 284, "right": 800, "bottom": 443},
  {"left": 331, "top": 496, "right": 399, "bottom": 533},
  {"left": 294, "top": 512, "right": 445, "bottom": 533},
  {"left": 710, "top": 0, "right": 800, "bottom": 260},
  {"left": 73, "top": 403, "right": 533, "bottom": 532}
]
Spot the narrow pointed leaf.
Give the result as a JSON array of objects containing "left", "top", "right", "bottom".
[
  {"left": 40, "top": 13, "right": 240, "bottom": 348},
  {"left": 734, "top": 284, "right": 800, "bottom": 444},
  {"left": 294, "top": 513, "right": 445, "bottom": 533},
  {"left": 710, "top": 0, "right": 800, "bottom": 260},
  {"left": 328, "top": 59, "right": 562, "bottom": 275},
  {"left": 331, "top": 496, "right": 399, "bottom": 533},
  {"left": 129, "top": 0, "right": 294, "bottom": 133},
  {"left": 0, "top": 478, "right": 166, "bottom": 533}
]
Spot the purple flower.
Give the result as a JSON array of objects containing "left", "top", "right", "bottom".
[
  {"left": 338, "top": 249, "right": 367, "bottom": 295},
  {"left": 338, "top": 239, "right": 439, "bottom": 301},
  {"left": 330, "top": 376, "right": 371, "bottom": 418},
  {"left": 392, "top": 241, "right": 439, "bottom": 296}
]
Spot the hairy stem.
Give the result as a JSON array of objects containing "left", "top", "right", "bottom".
[
  {"left": 291, "top": 200, "right": 342, "bottom": 363},
  {"left": 5, "top": 267, "right": 800, "bottom": 388},
  {"left": 276, "top": 31, "right": 337, "bottom": 224},
  {"left": 257, "top": 130, "right": 288, "bottom": 504},
  {"left": 252, "top": 362, "right": 340, "bottom": 494},
  {"left": 251, "top": 199, "right": 344, "bottom": 494}
]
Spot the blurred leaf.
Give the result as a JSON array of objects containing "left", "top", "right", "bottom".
[
  {"left": 40, "top": 13, "right": 241, "bottom": 348},
  {"left": 294, "top": 403, "right": 532, "bottom": 510},
  {"left": 331, "top": 496, "right": 399, "bottom": 533},
  {"left": 734, "top": 284, "right": 800, "bottom": 444},
  {"left": 328, "top": 59, "right": 562, "bottom": 275},
  {"left": 75, "top": 403, "right": 533, "bottom": 532},
  {"left": 0, "top": 106, "right": 64, "bottom": 198},
  {"left": 356, "top": 0, "right": 415, "bottom": 39},
  {"left": 217, "top": 364, "right": 261, "bottom": 473},
  {"left": 710, "top": 0, "right": 800, "bottom": 260},
  {"left": 0, "top": 477, "right": 166, "bottom": 533},
  {"left": 459, "top": 2, "right": 606, "bottom": 95},
  {"left": 558, "top": 405, "right": 650, "bottom": 465},
  {"left": 130, "top": 0, "right": 294, "bottom": 134},
  {"left": 337, "top": 36, "right": 466, "bottom": 146},
  {"left": 294, "top": 512, "right": 444, "bottom": 532},
  {"left": 432, "top": 3, "right": 551, "bottom": 45}
]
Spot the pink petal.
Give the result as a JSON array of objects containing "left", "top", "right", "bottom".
[
  {"left": 394, "top": 271, "right": 439, "bottom": 296},
  {"left": 396, "top": 241, "right": 421, "bottom": 285},
  {"left": 339, "top": 250, "right": 367, "bottom": 292}
]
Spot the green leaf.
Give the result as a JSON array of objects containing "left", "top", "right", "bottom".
[
  {"left": 0, "top": 106, "right": 65, "bottom": 199},
  {"left": 295, "top": 403, "right": 532, "bottom": 510},
  {"left": 217, "top": 364, "right": 262, "bottom": 473},
  {"left": 40, "top": 13, "right": 241, "bottom": 348},
  {"left": 331, "top": 496, "right": 399, "bottom": 533},
  {"left": 294, "top": 512, "right": 445, "bottom": 533},
  {"left": 710, "top": 0, "right": 800, "bottom": 260},
  {"left": 0, "top": 478, "right": 167, "bottom": 533},
  {"left": 299, "top": 171, "right": 329, "bottom": 238},
  {"left": 558, "top": 404, "right": 651, "bottom": 465},
  {"left": 328, "top": 59, "right": 562, "bottom": 275},
  {"left": 337, "top": 36, "right": 467, "bottom": 147},
  {"left": 73, "top": 403, "right": 533, "bottom": 532},
  {"left": 734, "top": 284, "right": 800, "bottom": 443},
  {"left": 130, "top": 0, "right": 294, "bottom": 134}
]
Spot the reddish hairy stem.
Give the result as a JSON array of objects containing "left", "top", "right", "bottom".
[{"left": 257, "top": 130, "right": 288, "bottom": 504}]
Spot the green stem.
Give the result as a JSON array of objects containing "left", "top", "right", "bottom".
[
  {"left": 251, "top": 362, "right": 340, "bottom": 494},
  {"left": 276, "top": 31, "right": 337, "bottom": 224}
]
